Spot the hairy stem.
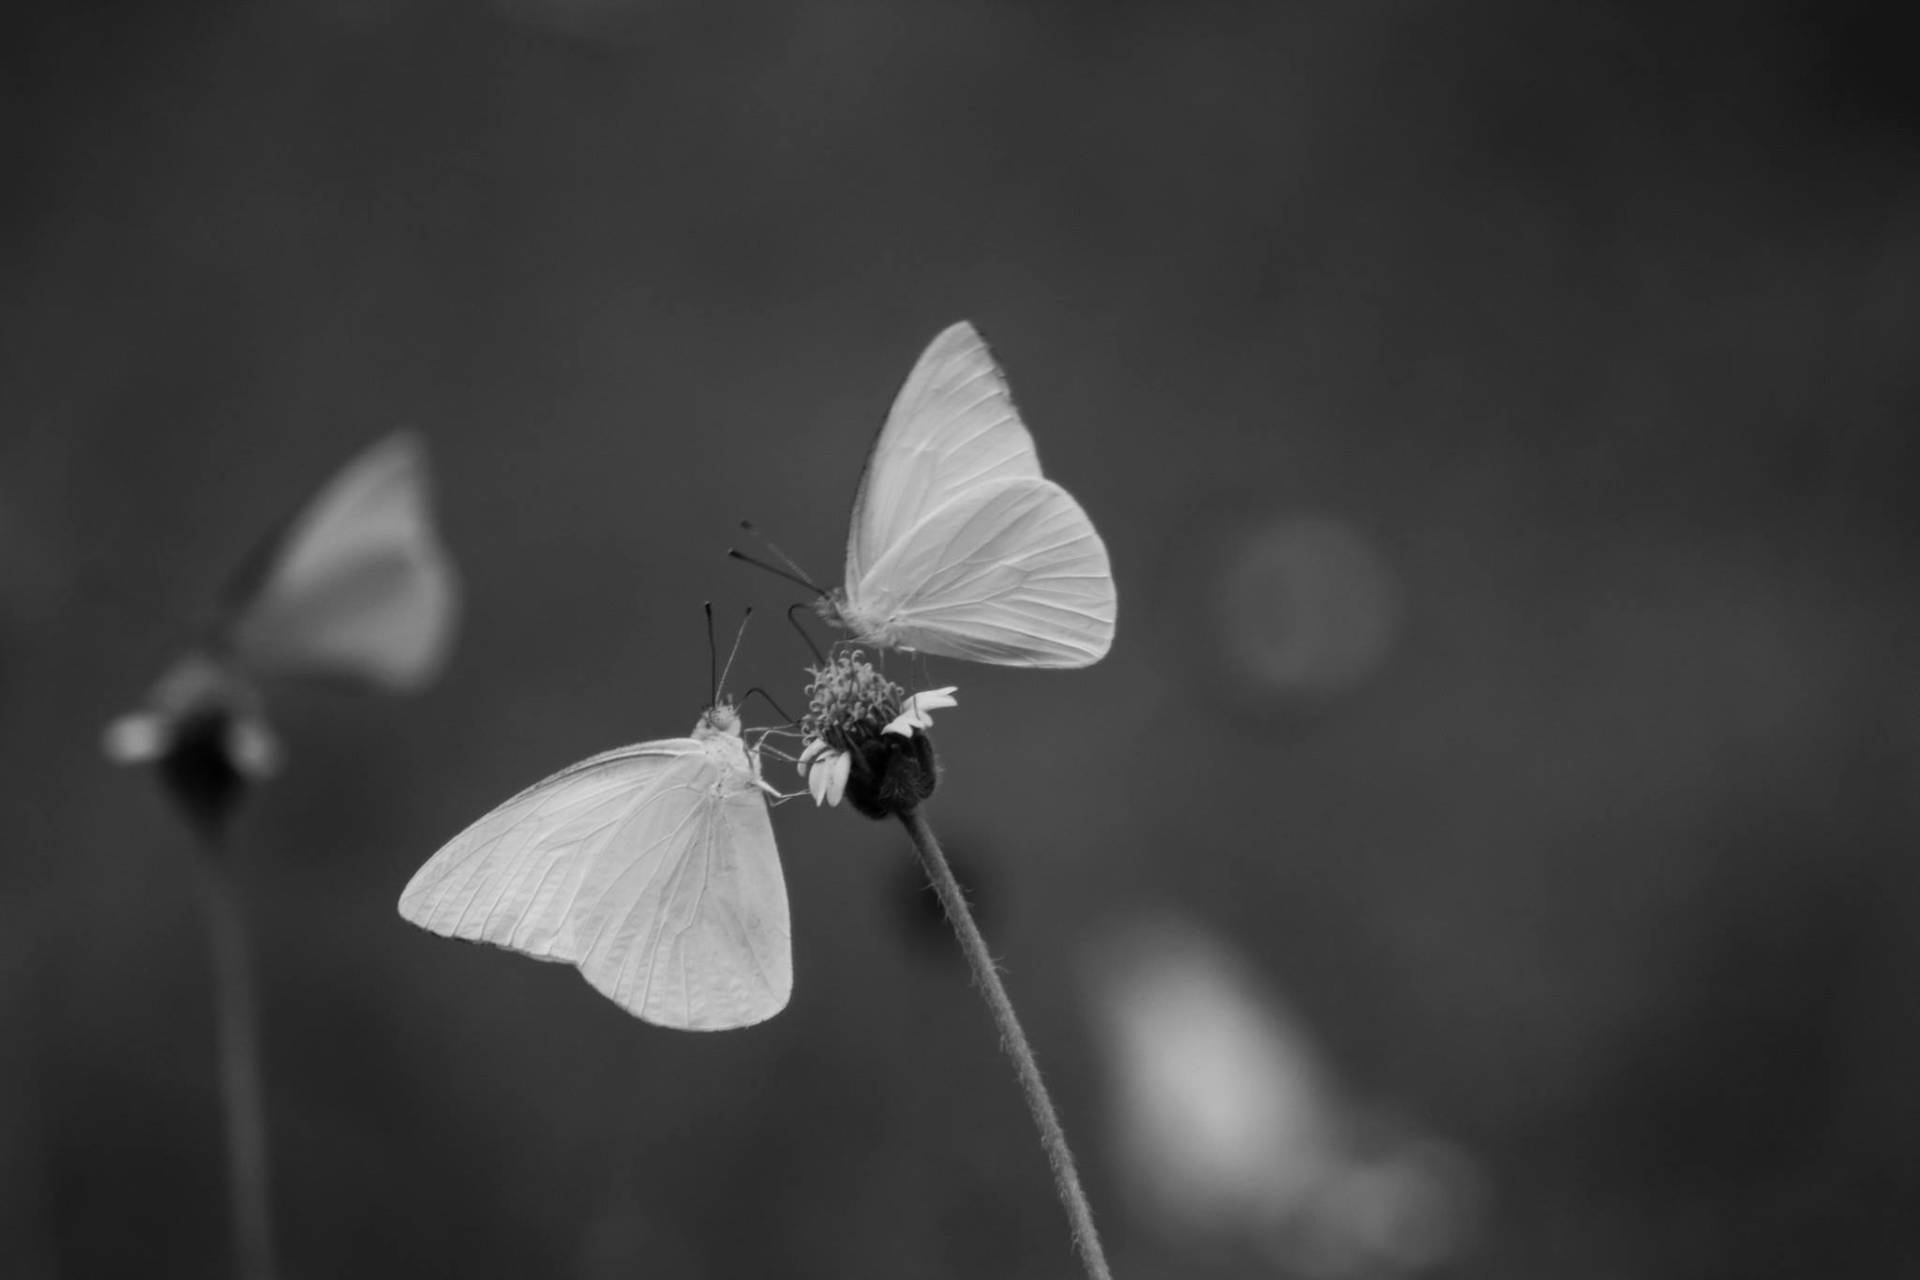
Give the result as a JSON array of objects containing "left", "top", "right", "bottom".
[
  {"left": 898, "top": 806, "right": 1112, "bottom": 1280},
  {"left": 194, "top": 844, "right": 277, "bottom": 1280}
]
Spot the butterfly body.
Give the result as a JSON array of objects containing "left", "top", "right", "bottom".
[
  {"left": 399, "top": 701, "right": 792, "bottom": 1031},
  {"left": 824, "top": 322, "right": 1117, "bottom": 669}
]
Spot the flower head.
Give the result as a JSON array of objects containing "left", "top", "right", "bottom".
[
  {"left": 797, "top": 650, "right": 954, "bottom": 820},
  {"left": 103, "top": 651, "right": 284, "bottom": 836}
]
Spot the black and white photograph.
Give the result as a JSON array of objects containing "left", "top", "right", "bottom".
[{"left": 5, "top": 3, "right": 1917, "bottom": 1276}]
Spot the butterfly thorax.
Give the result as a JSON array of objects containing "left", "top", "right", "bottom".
[
  {"left": 693, "top": 702, "right": 767, "bottom": 795},
  {"left": 820, "top": 590, "right": 905, "bottom": 648}
]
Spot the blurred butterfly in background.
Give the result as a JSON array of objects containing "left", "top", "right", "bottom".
[
  {"left": 103, "top": 431, "right": 460, "bottom": 833},
  {"left": 397, "top": 615, "right": 792, "bottom": 1031},
  {"left": 740, "top": 321, "right": 1117, "bottom": 669},
  {"left": 397, "top": 703, "right": 791, "bottom": 1031}
]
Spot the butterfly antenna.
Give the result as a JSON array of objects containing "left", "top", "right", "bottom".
[
  {"left": 786, "top": 603, "right": 826, "bottom": 665},
  {"left": 704, "top": 601, "right": 719, "bottom": 706},
  {"left": 716, "top": 607, "right": 752, "bottom": 698},
  {"left": 728, "top": 547, "right": 823, "bottom": 596},
  {"left": 741, "top": 686, "right": 795, "bottom": 725},
  {"left": 738, "top": 520, "right": 822, "bottom": 590}
]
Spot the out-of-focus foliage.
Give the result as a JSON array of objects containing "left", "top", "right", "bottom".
[
  {"left": 6, "top": 1, "right": 1920, "bottom": 1276},
  {"left": 1084, "top": 914, "right": 1479, "bottom": 1278}
]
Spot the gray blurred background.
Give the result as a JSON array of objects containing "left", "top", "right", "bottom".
[{"left": 5, "top": 1, "right": 1919, "bottom": 1276}]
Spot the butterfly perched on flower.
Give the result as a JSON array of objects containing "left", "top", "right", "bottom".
[
  {"left": 740, "top": 322, "right": 1117, "bottom": 669},
  {"left": 398, "top": 696, "right": 792, "bottom": 1031}
]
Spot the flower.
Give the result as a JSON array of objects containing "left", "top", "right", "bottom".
[
  {"left": 102, "top": 651, "right": 285, "bottom": 836},
  {"left": 797, "top": 650, "right": 955, "bottom": 818},
  {"left": 883, "top": 687, "right": 958, "bottom": 737},
  {"left": 103, "top": 651, "right": 285, "bottom": 773}
]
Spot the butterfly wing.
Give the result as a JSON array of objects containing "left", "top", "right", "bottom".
[
  {"left": 844, "top": 321, "right": 1043, "bottom": 590},
  {"left": 850, "top": 476, "right": 1116, "bottom": 667},
  {"left": 398, "top": 736, "right": 792, "bottom": 1031},
  {"left": 229, "top": 431, "right": 460, "bottom": 692}
]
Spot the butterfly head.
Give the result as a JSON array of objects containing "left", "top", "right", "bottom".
[
  {"left": 696, "top": 699, "right": 744, "bottom": 740},
  {"left": 812, "top": 591, "right": 849, "bottom": 629}
]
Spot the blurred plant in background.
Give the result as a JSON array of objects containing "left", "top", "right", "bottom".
[{"left": 1085, "top": 914, "right": 1480, "bottom": 1278}]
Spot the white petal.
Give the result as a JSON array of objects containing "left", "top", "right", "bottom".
[
  {"left": 884, "top": 686, "right": 960, "bottom": 736},
  {"left": 913, "top": 686, "right": 959, "bottom": 714},
  {"left": 225, "top": 717, "right": 284, "bottom": 778},
  {"left": 825, "top": 749, "right": 852, "bottom": 807},
  {"left": 102, "top": 712, "right": 169, "bottom": 764},
  {"left": 807, "top": 749, "right": 833, "bottom": 805}
]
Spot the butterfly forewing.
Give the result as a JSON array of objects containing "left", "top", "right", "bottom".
[
  {"left": 399, "top": 743, "right": 696, "bottom": 956},
  {"left": 845, "top": 322, "right": 1043, "bottom": 590}
]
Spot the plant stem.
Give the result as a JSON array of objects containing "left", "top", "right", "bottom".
[
  {"left": 898, "top": 806, "right": 1113, "bottom": 1280},
  {"left": 194, "top": 842, "right": 278, "bottom": 1280}
]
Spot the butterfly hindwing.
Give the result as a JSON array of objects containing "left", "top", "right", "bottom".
[
  {"left": 570, "top": 759, "right": 791, "bottom": 1029},
  {"left": 855, "top": 477, "right": 1116, "bottom": 667}
]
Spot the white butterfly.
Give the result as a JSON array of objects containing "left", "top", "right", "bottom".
[
  {"left": 397, "top": 700, "right": 793, "bottom": 1031},
  {"left": 816, "top": 321, "right": 1117, "bottom": 669},
  {"left": 223, "top": 429, "right": 460, "bottom": 693},
  {"left": 104, "top": 430, "right": 459, "bottom": 779}
]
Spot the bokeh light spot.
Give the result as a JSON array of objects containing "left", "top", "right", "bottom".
[{"left": 1215, "top": 515, "right": 1403, "bottom": 700}]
